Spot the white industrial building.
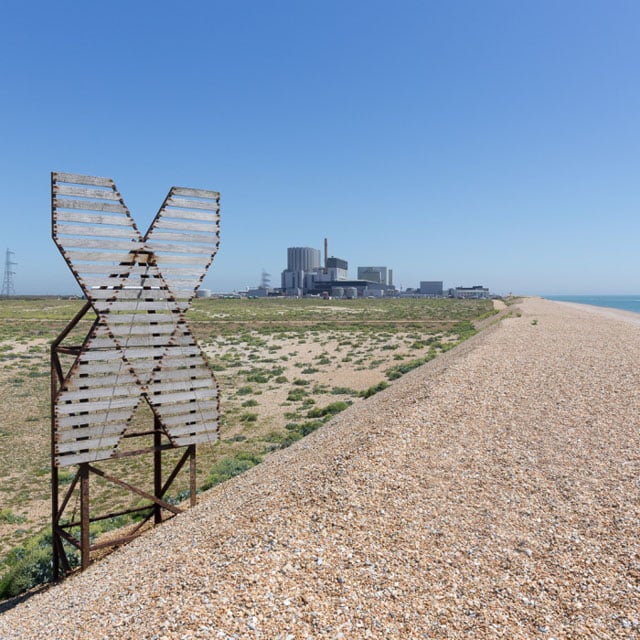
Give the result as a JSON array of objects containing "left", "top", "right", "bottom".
[
  {"left": 450, "top": 285, "right": 490, "bottom": 299},
  {"left": 357, "top": 266, "right": 393, "bottom": 287}
]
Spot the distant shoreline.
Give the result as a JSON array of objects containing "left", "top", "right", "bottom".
[
  {"left": 547, "top": 297, "right": 640, "bottom": 326},
  {"left": 544, "top": 294, "right": 640, "bottom": 315}
]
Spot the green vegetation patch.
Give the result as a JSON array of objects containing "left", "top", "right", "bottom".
[
  {"left": 306, "top": 401, "right": 351, "bottom": 419},
  {"left": 202, "top": 452, "right": 263, "bottom": 490}
]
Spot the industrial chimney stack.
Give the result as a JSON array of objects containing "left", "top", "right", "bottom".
[{"left": 324, "top": 238, "right": 328, "bottom": 269}]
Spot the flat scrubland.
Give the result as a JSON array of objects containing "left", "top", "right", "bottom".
[
  {"left": 0, "top": 296, "right": 494, "bottom": 573},
  {"left": 2, "top": 297, "right": 638, "bottom": 638}
]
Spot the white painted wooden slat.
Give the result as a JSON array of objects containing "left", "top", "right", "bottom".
[
  {"left": 144, "top": 242, "right": 212, "bottom": 255},
  {"left": 161, "top": 410, "right": 218, "bottom": 427},
  {"left": 147, "top": 378, "right": 212, "bottom": 393},
  {"left": 156, "top": 355, "right": 201, "bottom": 366},
  {"left": 110, "top": 320, "right": 175, "bottom": 336},
  {"left": 55, "top": 211, "right": 132, "bottom": 226},
  {"left": 55, "top": 224, "right": 137, "bottom": 239},
  {"left": 106, "top": 313, "right": 177, "bottom": 324},
  {"left": 152, "top": 278, "right": 198, "bottom": 290},
  {"left": 108, "top": 328, "right": 179, "bottom": 340},
  {"left": 54, "top": 172, "right": 114, "bottom": 187},
  {"left": 149, "top": 368, "right": 213, "bottom": 383},
  {"left": 168, "top": 340, "right": 201, "bottom": 352},
  {"left": 63, "top": 373, "right": 139, "bottom": 391},
  {"left": 147, "top": 254, "right": 215, "bottom": 265},
  {"left": 167, "top": 421, "right": 219, "bottom": 436},
  {"left": 155, "top": 208, "right": 219, "bottom": 223},
  {"left": 61, "top": 250, "right": 138, "bottom": 263},
  {"left": 92, "top": 335, "right": 172, "bottom": 348},
  {"left": 57, "top": 384, "right": 140, "bottom": 401},
  {"left": 55, "top": 197, "right": 127, "bottom": 214},
  {"left": 149, "top": 387, "right": 216, "bottom": 405},
  {"left": 56, "top": 450, "right": 110, "bottom": 467},
  {"left": 154, "top": 399, "right": 218, "bottom": 416},
  {"left": 78, "top": 350, "right": 126, "bottom": 362},
  {"left": 54, "top": 184, "right": 121, "bottom": 200},
  {"left": 100, "top": 301, "right": 175, "bottom": 311},
  {"left": 172, "top": 186, "right": 219, "bottom": 199},
  {"left": 59, "top": 237, "right": 143, "bottom": 250},
  {"left": 57, "top": 409, "right": 133, "bottom": 428},
  {"left": 57, "top": 423, "right": 127, "bottom": 442},
  {"left": 173, "top": 431, "right": 218, "bottom": 446},
  {"left": 165, "top": 197, "right": 219, "bottom": 211},
  {"left": 73, "top": 361, "right": 136, "bottom": 375},
  {"left": 150, "top": 267, "right": 205, "bottom": 277},
  {"left": 89, "top": 288, "right": 170, "bottom": 301},
  {"left": 151, "top": 219, "right": 218, "bottom": 234},
  {"left": 56, "top": 396, "right": 139, "bottom": 414},
  {"left": 81, "top": 276, "right": 136, "bottom": 287},
  {"left": 120, "top": 346, "right": 169, "bottom": 360},
  {"left": 67, "top": 264, "right": 131, "bottom": 275},
  {"left": 144, "top": 230, "right": 216, "bottom": 243},
  {"left": 57, "top": 436, "right": 121, "bottom": 454}
]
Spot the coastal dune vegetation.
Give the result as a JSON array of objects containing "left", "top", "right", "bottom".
[{"left": 0, "top": 296, "right": 494, "bottom": 599}]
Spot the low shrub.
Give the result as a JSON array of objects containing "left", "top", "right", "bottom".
[
  {"left": 202, "top": 452, "right": 263, "bottom": 490},
  {"left": 287, "top": 389, "right": 308, "bottom": 402},
  {"left": 0, "top": 509, "right": 27, "bottom": 525},
  {"left": 306, "top": 401, "right": 350, "bottom": 419},
  {"left": 236, "top": 386, "right": 254, "bottom": 395},
  {"left": 331, "top": 386, "right": 356, "bottom": 395},
  {"left": 0, "top": 530, "right": 78, "bottom": 600},
  {"left": 358, "top": 381, "right": 389, "bottom": 398},
  {"left": 386, "top": 352, "right": 437, "bottom": 380}
]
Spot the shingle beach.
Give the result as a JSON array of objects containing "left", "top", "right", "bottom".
[{"left": 1, "top": 297, "right": 639, "bottom": 639}]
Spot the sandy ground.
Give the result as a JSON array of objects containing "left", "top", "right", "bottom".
[{"left": 1, "top": 297, "right": 639, "bottom": 639}]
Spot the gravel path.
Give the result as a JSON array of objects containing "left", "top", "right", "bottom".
[{"left": 1, "top": 297, "right": 639, "bottom": 639}]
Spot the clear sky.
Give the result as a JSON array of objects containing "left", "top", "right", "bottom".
[{"left": 1, "top": 0, "right": 638, "bottom": 296}]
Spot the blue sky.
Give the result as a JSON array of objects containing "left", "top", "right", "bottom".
[{"left": 1, "top": 0, "right": 639, "bottom": 296}]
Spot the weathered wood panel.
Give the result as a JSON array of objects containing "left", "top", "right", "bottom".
[
  {"left": 165, "top": 196, "right": 219, "bottom": 211},
  {"left": 54, "top": 184, "right": 122, "bottom": 200},
  {"left": 52, "top": 174, "right": 220, "bottom": 466},
  {"left": 57, "top": 409, "right": 134, "bottom": 429},
  {"left": 55, "top": 211, "right": 131, "bottom": 225},
  {"left": 173, "top": 431, "right": 218, "bottom": 447},
  {"left": 172, "top": 186, "right": 220, "bottom": 199},
  {"left": 53, "top": 172, "right": 114, "bottom": 187},
  {"left": 57, "top": 423, "right": 127, "bottom": 443},
  {"left": 54, "top": 198, "right": 127, "bottom": 214},
  {"left": 155, "top": 208, "right": 219, "bottom": 223},
  {"left": 162, "top": 411, "right": 218, "bottom": 428},
  {"left": 55, "top": 224, "right": 137, "bottom": 239}
]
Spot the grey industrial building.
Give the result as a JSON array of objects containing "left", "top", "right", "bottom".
[
  {"left": 281, "top": 240, "right": 394, "bottom": 297},
  {"left": 420, "top": 281, "right": 444, "bottom": 296},
  {"left": 281, "top": 247, "right": 322, "bottom": 293},
  {"left": 357, "top": 266, "right": 393, "bottom": 287}
]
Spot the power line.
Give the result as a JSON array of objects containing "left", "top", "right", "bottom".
[{"left": 1, "top": 249, "right": 16, "bottom": 297}]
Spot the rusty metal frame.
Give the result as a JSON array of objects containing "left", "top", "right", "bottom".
[
  {"left": 50, "top": 172, "right": 220, "bottom": 579},
  {"left": 51, "top": 303, "right": 198, "bottom": 577}
]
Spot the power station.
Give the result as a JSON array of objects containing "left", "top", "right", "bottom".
[{"left": 281, "top": 238, "right": 395, "bottom": 298}]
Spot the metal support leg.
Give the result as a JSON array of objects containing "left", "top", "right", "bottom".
[
  {"left": 189, "top": 445, "right": 197, "bottom": 508},
  {"left": 51, "top": 465, "right": 60, "bottom": 580},
  {"left": 154, "top": 417, "right": 162, "bottom": 525},
  {"left": 80, "top": 463, "right": 90, "bottom": 571}
]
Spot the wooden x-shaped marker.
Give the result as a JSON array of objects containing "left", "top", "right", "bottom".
[{"left": 51, "top": 172, "right": 220, "bottom": 467}]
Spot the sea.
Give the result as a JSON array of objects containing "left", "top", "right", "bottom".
[{"left": 545, "top": 295, "right": 640, "bottom": 315}]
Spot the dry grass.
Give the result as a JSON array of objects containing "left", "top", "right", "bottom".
[{"left": 0, "top": 297, "right": 492, "bottom": 559}]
